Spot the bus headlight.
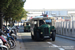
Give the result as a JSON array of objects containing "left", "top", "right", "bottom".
[
  {"left": 41, "top": 32, "right": 43, "bottom": 34},
  {"left": 50, "top": 32, "right": 52, "bottom": 34}
]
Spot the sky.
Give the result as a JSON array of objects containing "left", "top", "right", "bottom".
[{"left": 24, "top": 0, "right": 75, "bottom": 9}]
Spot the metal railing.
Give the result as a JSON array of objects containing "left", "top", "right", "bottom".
[{"left": 55, "top": 21, "right": 75, "bottom": 37}]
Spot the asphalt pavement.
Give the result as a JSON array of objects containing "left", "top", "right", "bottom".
[
  {"left": 12, "top": 26, "right": 75, "bottom": 50},
  {"left": 11, "top": 26, "right": 25, "bottom": 50}
]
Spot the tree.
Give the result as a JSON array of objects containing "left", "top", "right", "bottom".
[
  {"left": 15, "top": 8, "right": 28, "bottom": 21},
  {"left": 13, "top": 8, "right": 28, "bottom": 26},
  {"left": 4, "top": 0, "right": 27, "bottom": 26},
  {"left": 0, "top": 0, "right": 12, "bottom": 29}
]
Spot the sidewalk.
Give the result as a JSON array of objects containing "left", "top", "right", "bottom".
[
  {"left": 11, "top": 33, "right": 25, "bottom": 50},
  {"left": 56, "top": 34, "right": 75, "bottom": 41}
]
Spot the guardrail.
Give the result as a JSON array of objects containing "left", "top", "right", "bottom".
[{"left": 55, "top": 21, "right": 75, "bottom": 37}]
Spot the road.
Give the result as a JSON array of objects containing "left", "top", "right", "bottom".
[{"left": 13, "top": 26, "right": 75, "bottom": 50}]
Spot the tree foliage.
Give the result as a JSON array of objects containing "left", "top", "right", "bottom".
[
  {"left": 0, "top": 0, "right": 12, "bottom": 12},
  {"left": 1, "top": 0, "right": 27, "bottom": 22},
  {"left": 15, "top": 8, "right": 28, "bottom": 21}
]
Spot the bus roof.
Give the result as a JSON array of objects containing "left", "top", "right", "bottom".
[
  {"left": 24, "top": 21, "right": 30, "bottom": 23},
  {"left": 30, "top": 17, "right": 54, "bottom": 21}
]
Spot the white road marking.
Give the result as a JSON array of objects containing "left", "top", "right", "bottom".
[
  {"left": 52, "top": 44, "right": 59, "bottom": 47},
  {"left": 47, "top": 42, "right": 65, "bottom": 50},
  {"left": 47, "top": 42, "right": 52, "bottom": 44},
  {"left": 59, "top": 48, "right": 65, "bottom": 50}
]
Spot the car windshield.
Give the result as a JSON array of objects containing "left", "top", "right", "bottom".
[
  {"left": 26, "top": 23, "right": 29, "bottom": 25},
  {"left": 39, "top": 19, "right": 52, "bottom": 26},
  {"left": 39, "top": 20, "right": 46, "bottom": 26},
  {"left": 33, "top": 19, "right": 52, "bottom": 26}
]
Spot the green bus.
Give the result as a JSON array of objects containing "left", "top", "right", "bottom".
[
  {"left": 30, "top": 17, "right": 56, "bottom": 41},
  {"left": 23, "top": 21, "right": 31, "bottom": 32}
]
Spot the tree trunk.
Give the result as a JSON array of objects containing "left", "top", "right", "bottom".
[
  {"left": 6, "top": 20, "right": 7, "bottom": 27},
  {"left": 18, "top": 21, "right": 19, "bottom": 26},
  {"left": 12, "top": 20, "right": 14, "bottom": 26},
  {"left": 8, "top": 17, "right": 10, "bottom": 26},
  {"left": 0, "top": 11, "right": 3, "bottom": 30}
]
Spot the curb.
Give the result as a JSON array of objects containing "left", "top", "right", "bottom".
[{"left": 56, "top": 34, "right": 75, "bottom": 41}]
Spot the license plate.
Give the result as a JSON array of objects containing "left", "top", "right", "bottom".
[{"left": 44, "top": 36, "right": 49, "bottom": 38}]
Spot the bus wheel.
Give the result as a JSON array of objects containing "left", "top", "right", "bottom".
[
  {"left": 52, "top": 32, "right": 56, "bottom": 41},
  {"left": 34, "top": 32, "right": 40, "bottom": 41}
]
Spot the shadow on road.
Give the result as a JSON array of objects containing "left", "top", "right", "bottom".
[
  {"left": 17, "top": 35, "right": 52, "bottom": 43},
  {"left": 16, "top": 26, "right": 52, "bottom": 43}
]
